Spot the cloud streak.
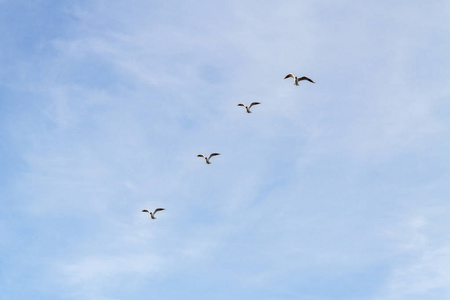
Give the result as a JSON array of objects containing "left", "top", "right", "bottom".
[{"left": 1, "top": 1, "right": 450, "bottom": 299}]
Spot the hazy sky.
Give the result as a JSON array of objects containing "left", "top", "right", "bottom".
[{"left": 1, "top": 1, "right": 450, "bottom": 299}]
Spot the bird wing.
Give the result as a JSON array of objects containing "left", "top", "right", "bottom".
[
  {"left": 297, "top": 76, "right": 315, "bottom": 83},
  {"left": 208, "top": 153, "right": 220, "bottom": 160},
  {"left": 237, "top": 103, "right": 245, "bottom": 107},
  {"left": 249, "top": 102, "right": 260, "bottom": 108},
  {"left": 153, "top": 208, "right": 165, "bottom": 214},
  {"left": 284, "top": 73, "right": 294, "bottom": 79},
  {"left": 197, "top": 154, "right": 205, "bottom": 158},
  {"left": 142, "top": 209, "right": 150, "bottom": 213}
]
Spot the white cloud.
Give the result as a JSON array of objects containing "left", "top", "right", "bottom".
[
  {"left": 375, "top": 208, "right": 450, "bottom": 299},
  {"left": 2, "top": 1, "right": 450, "bottom": 299}
]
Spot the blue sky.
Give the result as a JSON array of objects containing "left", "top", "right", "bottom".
[{"left": 1, "top": 1, "right": 450, "bottom": 299}]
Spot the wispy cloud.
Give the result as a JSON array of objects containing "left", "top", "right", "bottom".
[
  {"left": 1, "top": 1, "right": 450, "bottom": 299},
  {"left": 374, "top": 207, "right": 450, "bottom": 299}
]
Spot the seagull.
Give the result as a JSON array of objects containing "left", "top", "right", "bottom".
[
  {"left": 142, "top": 208, "right": 165, "bottom": 219},
  {"left": 197, "top": 153, "right": 220, "bottom": 164},
  {"left": 237, "top": 102, "right": 260, "bottom": 113},
  {"left": 284, "top": 73, "right": 315, "bottom": 85}
]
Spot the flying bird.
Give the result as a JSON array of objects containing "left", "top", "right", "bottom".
[
  {"left": 142, "top": 208, "right": 165, "bottom": 219},
  {"left": 237, "top": 102, "right": 260, "bottom": 113},
  {"left": 284, "top": 73, "right": 315, "bottom": 85},
  {"left": 197, "top": 153, "right": 220, "bottom": 164}
]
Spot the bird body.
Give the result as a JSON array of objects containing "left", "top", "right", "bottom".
[
  {"left": 197, "top": 153, "right": 220, "bottom": 164},
  {"left": 142, "top": 208, "right": 165, "bottom": 219},
  {"left": 284, "top": 73, "right": 315, "bottom": 85},
  {"left": 237, "top": 102, "right": 260, "bottom": 113}
]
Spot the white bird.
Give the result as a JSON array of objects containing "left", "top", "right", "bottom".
[
  {"left": 197, "top": 153, "right": 220, "bottom": 164},
  {"left": 237, "top": 102, "right": 260, "bottom": 113},
  {"left": 142, "top": 208, "right": 165, "bottom": 219},
  {"left": 284, "top": 73, "right": 315, "bottom": 86}
]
